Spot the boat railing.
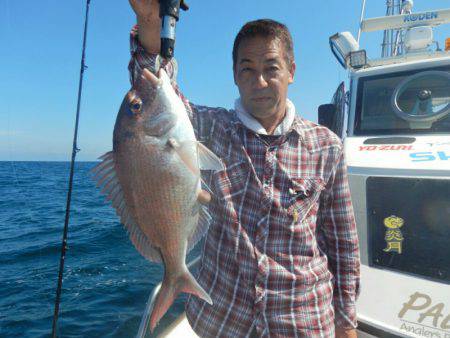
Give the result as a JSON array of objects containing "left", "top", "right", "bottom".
[{"left": 136, "top": 255, "right": 202, "bottom": 338}]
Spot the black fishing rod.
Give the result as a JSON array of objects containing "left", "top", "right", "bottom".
[
  {"left": 51, "top": 0, "right": 91, "bottom": 336},
  {"left": 159, "top": 0, "right": 189, "bottom": 58}
]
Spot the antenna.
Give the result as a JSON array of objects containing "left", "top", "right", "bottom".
[
  {"left": 382, "top": 0, "right": 403, "bottom": 58},
  {"left": 360, "top": 5, "right": 450, "bottom": 58},
  {"left": 361, "top": 8, "right": 450, "bottom": 32}
]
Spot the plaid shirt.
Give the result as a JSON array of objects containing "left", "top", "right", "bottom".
[{"left": 129, "top": 27, "right": 360, "bottom": 337}]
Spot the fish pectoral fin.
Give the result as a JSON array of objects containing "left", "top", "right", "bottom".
[
  {"left": 171, "top": 140, "right": 223, "bottom": 173},
  {"left": 169, "top": 139, "right": 200, "bottom": 177},
  {"left": 197, "top": 142, "right": 224, "bottom": 171}
]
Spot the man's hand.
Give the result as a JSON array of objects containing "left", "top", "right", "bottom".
[
  {"left": 129, "top": 0, "right": 155, "bottom": 19},
  {"left": 335, "top": 327, "right": 357, "bottom": 338},
  {"left": 198, "top": 190, "right": 211, "bottom": 205},
  {"left": 129, "top": 0, "right": 161, "bottom": 53}
]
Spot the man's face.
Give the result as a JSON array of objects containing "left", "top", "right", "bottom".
[{"left": 234, "top": 36, "right": 295, "bottom": 120}]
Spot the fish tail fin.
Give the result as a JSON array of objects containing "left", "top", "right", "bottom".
[
  {"left": 179, "top": 269, "right": 213, "bottom": 305},
  {"left": 149, "top": 270, "right": 212, "bottom": 332}
]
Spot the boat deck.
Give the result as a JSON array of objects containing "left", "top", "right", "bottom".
[{"left": 157, "top": 313, "right": 379, "bottom": 338}]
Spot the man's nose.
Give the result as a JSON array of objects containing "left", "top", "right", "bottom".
[{"left": 253, "top": 73, "right": 268, "bottom": 89}]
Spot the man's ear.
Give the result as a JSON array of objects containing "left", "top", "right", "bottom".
[
  {"left": 233, "top": 66, "right": 238, "bottom": 85},
  {"left": 288, "top": 61, "right": 296, "bottom": 84}
]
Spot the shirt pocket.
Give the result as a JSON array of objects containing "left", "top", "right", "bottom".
[{"left": 286, "top": 177, "right": 326, "bottom": 224}]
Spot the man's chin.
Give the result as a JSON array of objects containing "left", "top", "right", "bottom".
[
  {"left": 248, "top": 108, "right": 276, "bottom": 120},
  {"left": 246, "top": 101, "right": 275, "bottom": 116}
]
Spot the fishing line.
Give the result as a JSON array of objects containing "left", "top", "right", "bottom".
[{"left": 51, "top": 0, "right": 91, "bottom": 337}]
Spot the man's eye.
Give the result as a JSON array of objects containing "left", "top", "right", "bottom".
[
  {"left": 241, "top": 67, "right": 252, "bottom": 72},
  {"left": 267, "top": 66, "right": 279, "bottom": 72}
]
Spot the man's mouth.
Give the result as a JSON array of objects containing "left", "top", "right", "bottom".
[{"left": 251, "top": 97, "right": 271, "bottom": 103}]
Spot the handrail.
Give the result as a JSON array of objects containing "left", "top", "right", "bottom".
[
  {"left": 357, "top": 0, "right": 367, "bottom": 44},
  {"left": 136, "top": 255, "right": 202, "bottom": 338}
]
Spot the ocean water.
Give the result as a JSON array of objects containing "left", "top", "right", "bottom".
[{"left": 0, "top": 161, "right": 200, "bottom": 337}]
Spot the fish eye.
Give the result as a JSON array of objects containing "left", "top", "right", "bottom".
[{"left": 130, "top": 99, "right": 142, "bottom": 114}]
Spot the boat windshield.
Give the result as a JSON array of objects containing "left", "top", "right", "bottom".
[{"left": 354, "top": 65, "right": 450, "bottom": 135}]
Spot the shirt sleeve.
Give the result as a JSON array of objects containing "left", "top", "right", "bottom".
[
  {"left": 128, "top": 25, "right": 220, "bottom": 144},
  {"left": 318, "top": 148, "right": 361, "bottom": 330}
]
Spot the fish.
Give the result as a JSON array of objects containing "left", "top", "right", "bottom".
[{"left": 92, "top": 68, "right": 223, "bottom": 331}]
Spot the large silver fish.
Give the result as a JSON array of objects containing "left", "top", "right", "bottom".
[{"left": 92, "top": 68, "right": 223, "bottom": 331}]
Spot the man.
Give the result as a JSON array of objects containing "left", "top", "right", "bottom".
[{"left": 129, "top": 1, "right": 360, "bottom": 337}]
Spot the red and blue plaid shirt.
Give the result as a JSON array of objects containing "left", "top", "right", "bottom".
[{"left": 129, "top": 27, "right": 360, "bottom": 337}]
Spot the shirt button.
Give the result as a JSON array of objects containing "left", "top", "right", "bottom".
[{"left": 255, "top": 287, "right": 265, "bottom": 301}]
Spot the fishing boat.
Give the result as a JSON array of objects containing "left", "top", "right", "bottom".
[
  {"left": 323, "top": 1, "right": 450, "bottom": 336},
  {"left": 134, "top": 1, "right": 450, "bottom": 337}
]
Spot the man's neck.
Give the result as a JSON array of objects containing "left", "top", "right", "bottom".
[
  {"left": 235, "top": 98, "right": 296, "bottom": 136},
  {"left": 254, "top": 108, "right": 287, "bottom": 135}
]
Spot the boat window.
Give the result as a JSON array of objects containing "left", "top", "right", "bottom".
[
  {"left": 354, "top": 66, "right": 450, "bottom": 135},
  {"left": 367, "top": 177, "right": 450, "bottom": 283}
]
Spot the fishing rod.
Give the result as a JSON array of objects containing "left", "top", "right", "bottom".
[
  {"left": 51, "top": 0, "right": 91, "bottom": 336},
  {"left": 159, "top": 0, "right": 189, "bottom": 58}
]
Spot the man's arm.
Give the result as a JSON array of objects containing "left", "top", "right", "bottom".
[
  {"left": 128, "top": 0, "right": 224, "bottom": 145},
  {"left": 317, "top": 148, "right": 361, "bottom": 336},
  {"left": 129, "top": 0, "right": 161, "bottom": 54},
  {"left": 128, "top": 0, "right": 177, "bottom": 86}
]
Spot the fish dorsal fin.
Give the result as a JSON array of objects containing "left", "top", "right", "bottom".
[{"left": 91, "top": 152, "right": 162, "bottom": 263}]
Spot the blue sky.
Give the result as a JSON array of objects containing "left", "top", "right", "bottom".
[{"left": 1, "top": 0, "right": 449, "bottom": 161}]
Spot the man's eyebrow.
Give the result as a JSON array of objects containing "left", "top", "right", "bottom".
[
  {"left": 239, "top": 57, "right": 281, "bottom": 65},
  {"left": 264, "top": 58, "right": 281, "bottom": 64},
  {"left": 239, "top": 58, "right": 252, "bottom": 64}
]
